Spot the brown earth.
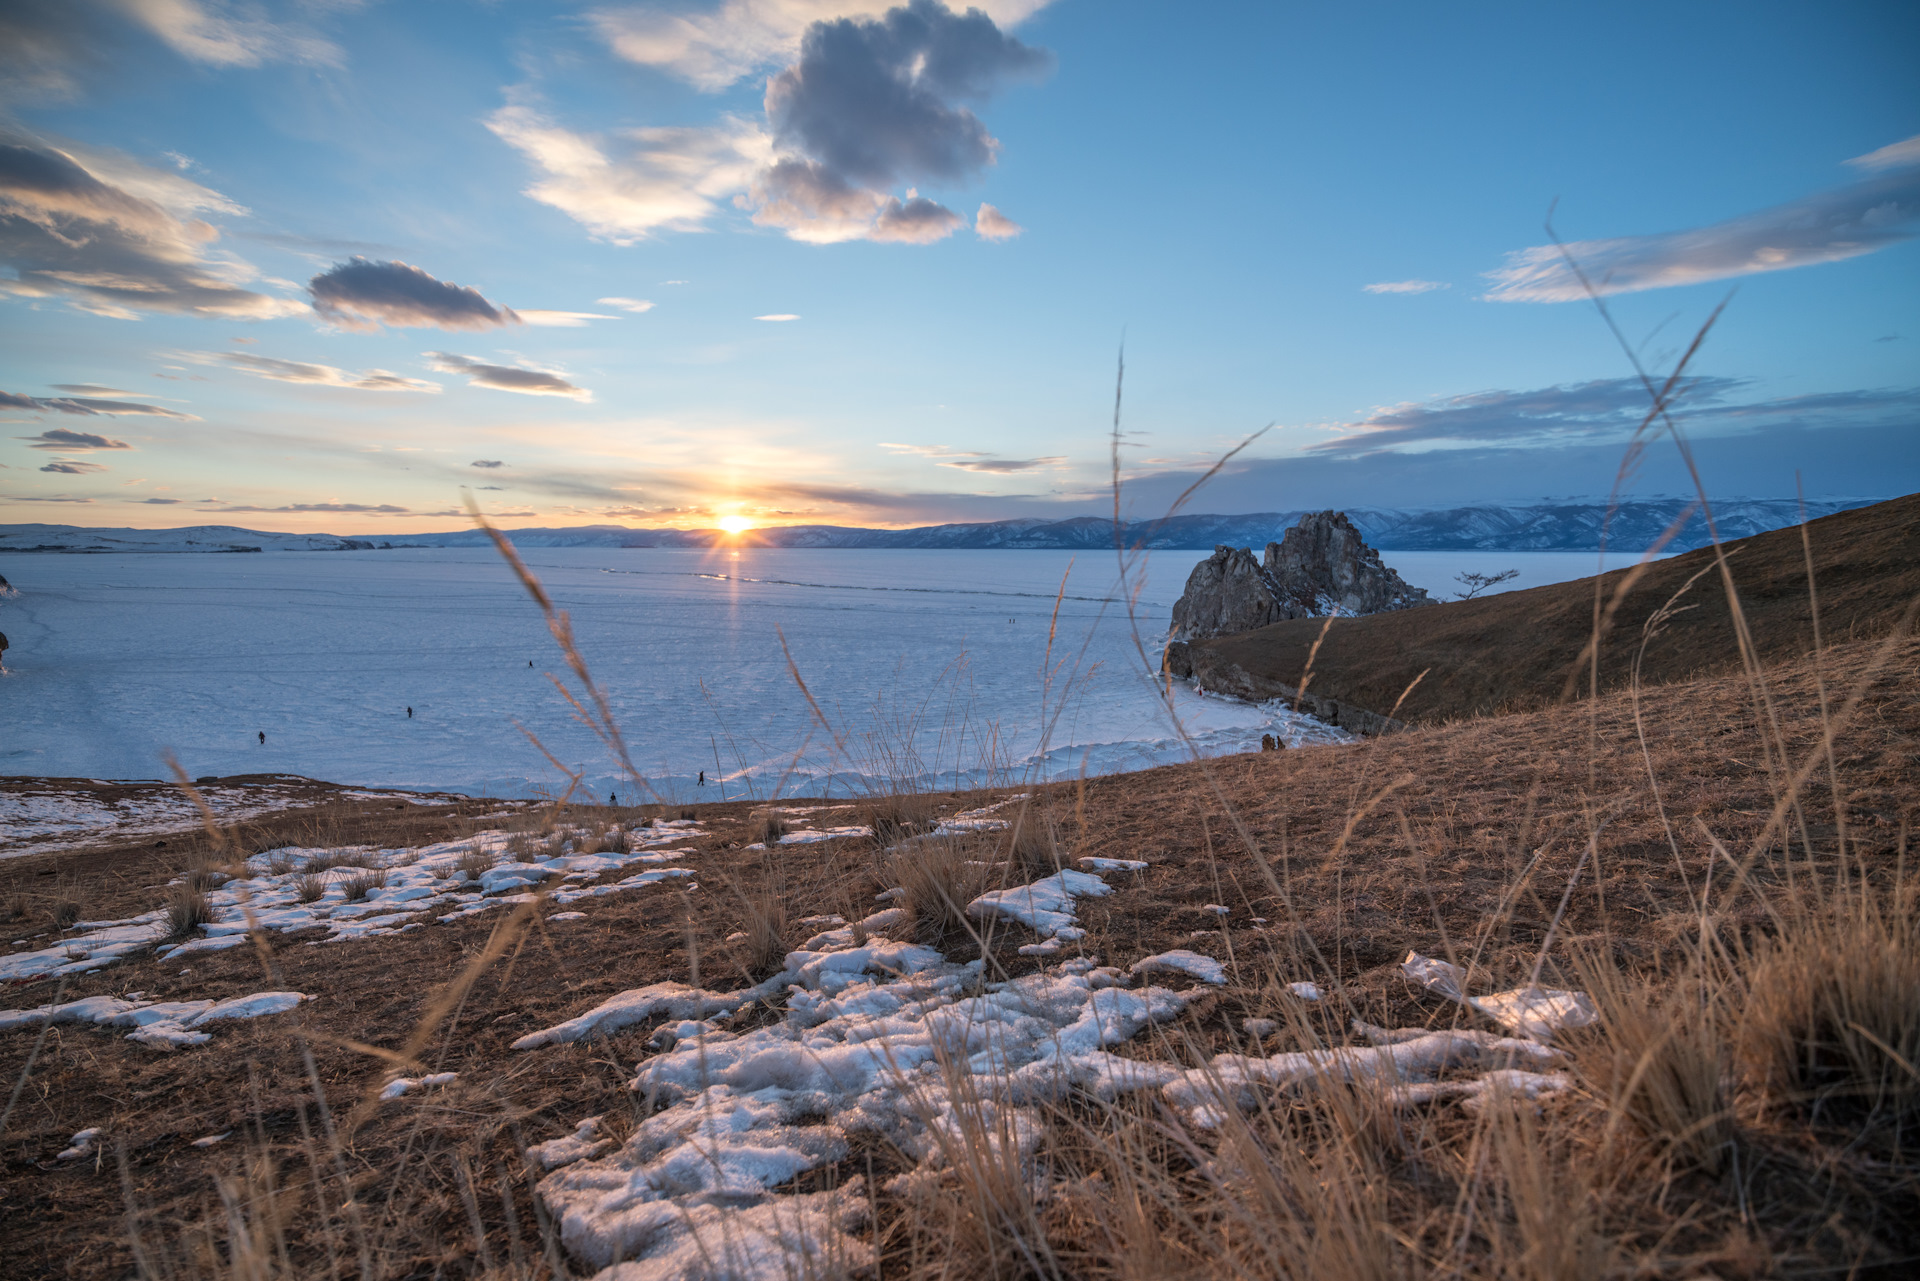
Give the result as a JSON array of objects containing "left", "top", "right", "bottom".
[
  {"left": 1186, "top": 490, "right": 1920, "bottom": 726},
  {"left": 0, "top": 623, "right": 1915, "bottom": 1278}
]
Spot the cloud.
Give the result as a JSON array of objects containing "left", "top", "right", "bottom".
[
  {"left": 197, "top": 502, "right": 411, "bottom": 514},
  {"left": 139, "top": 496, "right": 180, "bottom": 503},
  {"left": 486, "top": 105, "right": 772, "bottom": 243},
  {"left": 426, "top": 352, "right": 592, "bottom": 401},
  {"left": 1, "top": 0, "right": 338, "bottom": 106},
  {"left": 471, "top": 459, "right": 505, "bottom": 468},
  {"left": 308, "top": 258, "right": 520, "bottom": 331},
  {"left": 5, "top": 392, "right": 189, "bottom": 421},
  {"left": 0, "top": 133, "right": 305, "bottom": 318},
  {"left": 50, "top": 382, "right": 137, "bottom": 394},
  {"left": 754, "top": 313, "right": 801, "bottom": 321},
  {"left": 519, "top": 309, "right": 621, "bottom": 327},
  {"left": 1363, "top": 279, "right": 1448, "bottom": 294},
  {"left": 501, "top": 2, "right": 1047, "bottom": 247},
  {"left": 975, "top": 202, "right": 1020, "bottom": 240},
  {"left": 1306, "top": 377, "right": 1920, "bottom": 456},
  {"left": 598, "top": 296, "right": 655, "bottom": 312},
  {"left": 39, "top": 458, "right": 108, "bottom": 474},
  {"left": 591, "top": 0, "right": 1055, "bottom": 92},
  {"left": 1485, "top": 134, "right": 1920, "bottom": 302},
  {"left": 18, "top": 426, "right": 134, "bottom": 450},
  {"left": 0, "top": 492, "right": 92, "bottom": 502},
  {"left": 881, "top": 441, "right": 1062, "bottom": 471},
  {"left": 170, "top": 349, "right": 442, "bottom": 393},
  {"left": 742, "top": 1, "right": 1048, "bottom": 242}
]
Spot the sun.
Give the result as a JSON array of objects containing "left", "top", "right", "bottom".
[{"left": 717, "top": 514, "right": 754, "bottom": 534}]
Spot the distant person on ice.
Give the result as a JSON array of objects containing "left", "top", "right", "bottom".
[
  {"left": 407, "top": 706, "right": 413, "bottom": 718},
  {"left": 698, "top": 770, "right": 705, "bottom": 786},
  {"left": 258, "top": 731, "right": 265, "bottom": 745}
]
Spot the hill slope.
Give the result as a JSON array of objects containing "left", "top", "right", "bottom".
[{"left": 1185, "top": 492, "right": 1920, "bottom": 725}]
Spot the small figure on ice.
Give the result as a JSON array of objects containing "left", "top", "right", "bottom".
[
  {"left": 698, "top": 770, "right": 706, "bottom": 787},
  {"left": 258, "top": 731, "right": 265, "bottom": 745},
  {"left": 406, "top": 706, "right": 413, "bottom": 718}
]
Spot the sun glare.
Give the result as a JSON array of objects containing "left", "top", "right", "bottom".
[{"left": 718, "top": 515, "right": 754, "bottom": 534}]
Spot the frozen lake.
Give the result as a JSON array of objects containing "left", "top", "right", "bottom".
[{"left": 0, "top": 544, "right": 1634, "bottom": 800}]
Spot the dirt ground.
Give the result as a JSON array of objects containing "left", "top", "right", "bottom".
[{"left": 1, "top": 621, "right": 1915, "bottom": 1278}]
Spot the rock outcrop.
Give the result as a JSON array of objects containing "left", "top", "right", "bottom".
[{"left": 1167, "top": 511, "right": 1431, "bottom": 646}]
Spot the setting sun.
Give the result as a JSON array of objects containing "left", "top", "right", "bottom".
[{"left": 717, "top": 515, "right": 755, "bottom": 534}]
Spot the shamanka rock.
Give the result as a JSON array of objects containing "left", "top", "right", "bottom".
[{"left": 1168, "top": 511, "right": 1432, "bottom": 646}]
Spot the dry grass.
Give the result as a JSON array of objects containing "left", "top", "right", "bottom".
[
  {"left": 48, "top": 900, "right": 81, "bottom": 930},
  {"left": 884, "top": 835, "right": 994, "bottom": 942},
  {"left": 340, "top": 869, "right": 388, "bottom": 903},
  {"left": 455, "top": 844, "right": 495, "bottom": 882},
  {"left": 1003, "top": 803, "right": 1062, "bottom": 882},
  {"left": 865, "top": 792, "right": 936, "bottom": 849},
  {"left": 720, "top": 861, "right": 791, "bottom": 979},
  {"left": 752, "top": 809, "right": 791, "bottom": 846},
  {"left": 163, "top": 884, "right": 214, "bottom": 940},
  {"left": 293, "top": 874, "right": 327, "bottom": 904}
]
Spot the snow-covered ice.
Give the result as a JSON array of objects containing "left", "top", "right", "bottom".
[{"left": 0, "top": 549, "right": 1376, "bottom": 800}]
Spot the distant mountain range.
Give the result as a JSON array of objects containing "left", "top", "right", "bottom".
[{"left": 0, "top": 497, "right": 1886, "bottom": 556}]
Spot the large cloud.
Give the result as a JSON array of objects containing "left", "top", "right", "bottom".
[
  {"left": 309, "top": 258, "right": 520, "bottom": 331},
  {"left": 170, "top": 349, "right": 441, "bottom": 392},
  {"left": 590, "top": 0, "right": 1054, "bottom": 92},
  {"left": 0, "top": 134, "right": 304, "bottom": 319},
  {"left": 426, "top": 352, "right": 591, "bottom": 401},
  {"left": 497, "top": 1, "right": 1047, "bottom": 245},
  {"left": 1486, "top": 134, "right": 1920, "bottom": 302},
  {"left": 3, "top": 390, "right": 193, "bottom": 421}
]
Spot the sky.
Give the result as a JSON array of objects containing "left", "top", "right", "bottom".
[{"left": 1, "top": 0, "right": 1916, "bottom": 533}]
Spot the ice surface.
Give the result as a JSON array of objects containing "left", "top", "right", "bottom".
[
  {"left": 1400, "top": 952, "right": 1597, "bottom": 1040},
  {"left": 0, "top": 549, "right": 1373, "bottom": 800},
  {"left": 1129, "top": 950, "right": 1228, "bottom": 985}
]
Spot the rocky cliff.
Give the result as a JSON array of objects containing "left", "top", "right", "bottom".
[{"left": 1167, "top": 511, "right": 1432, "bottom": 649}]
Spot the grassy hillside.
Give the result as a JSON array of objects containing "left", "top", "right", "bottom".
[{"left": 1187, "top": 492, "right": 1920, "bottom": 726}]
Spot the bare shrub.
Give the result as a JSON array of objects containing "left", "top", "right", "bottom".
[
  {"left": 184, "top": 863, "right": 227, "bottom": 893},
  {"left": 165, "top": 885, "right": 214, "bottom": 940},
  {"left": 294, "top": 874, "right": 327, "bottom": 904},
  {"left": 50, "top": 899, "right": 82, "bottom": 930},
  {"left": 2, "top": 895, "right": 26, "bottom": 923},
  {"left": 1574, "top": 954, "right": 1733, "bottom": 1174},
  {"left": 457, "top": 846, "right": 496, "bottom": 882},
  {"left": 307, "top": 848, "right": 374, "bottom": 873},
  {"left": 721, "top": 863, "right": 790, "bottom": 979},
  {"left": 602, "top": 826, "right": 632, "bottom": 854},
  {"left": 864, "top": 792, "right": 935, "bottom": 850},
  {"left": 1003, "top": 803, "right": 1061, "bottom": 883},
  {"left": 885, "top": 836, "right": 991, "bottom": 941},
  {"left": 429, "top": 861, "right": 454, "bottom": 880},
  {"left": 751, "top": 810, "right": 790, "bottom": 846},
  {"left": 505, "top": 832, "right": 539, "bottom": 863},
  {"left": 341, "top": 869, "right": 389, "bottom": 902},
  {"left": 262, "top": 849, "right": 299, "bottom": 876},
  {"left": 1736, "top": 895, "right": 1920, "bottom": 1139},
  {"left": 575, "top": 827, "right": 603, "bottom": 856}
]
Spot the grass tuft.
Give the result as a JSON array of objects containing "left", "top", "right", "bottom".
[
  {"left": 340, "top": 869, "right": 389, "bottom": 902},
  {"left": 164, "top": 884, "right": 214, "bottom": 940}
]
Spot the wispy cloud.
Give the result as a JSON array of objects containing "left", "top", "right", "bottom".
[
  {"left": 3, "top": 390, "right": 192, "bottom": 420},
  {"left": 16, "top": 426, "right": 134, "bottom": 450},
  {"left": 486, "top": 105, "right": 772, "bottom": 243},
  {"left": 1363, "top": 279, "right": 1448, "bottom": 294},
  {"left": 881, "top": 441, "right": 1063, "bottom": 472},
  {"left": 39, "top": 458, "right": 109, "bottom": 474},
  {"left": 169, "top": 349, "right": 441, "bottom": 393},
  {"left": 518, "top": 309, "right": 620, "bottom": 327},
  {"left": 1485, "top": 134, "right": 1920, "bottom": 302},
  {"left": 598, "top": 296, "right": 655, "bottom": 312},
  {"left": 754, "top": 313, "right": 801, "bottom": 322},
  {"left": 471, "top": 459, "right": 506, "bottom": 468},
  {"left": 426, "top": 352, "right": 592, "bottom": 400},
  {"left": 1306, "top": 377, "right": 1920, "bottom": 455},
  {"left": 197, "top": 502, "right": 411, "bottom": 514},
  {"left": 0, "top": 132, "right": 304, "bottom": 319}
]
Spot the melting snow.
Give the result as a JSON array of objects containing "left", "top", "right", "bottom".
[
  {"left": 1400, "top": 952, "right": 1598, "bottom": 1040},
  {"left": 381, "top": 1072, "right": 458, "bottom": 1100},
  {"left": 1129, "top": 950, "right": 1228, "bottom": 985}
]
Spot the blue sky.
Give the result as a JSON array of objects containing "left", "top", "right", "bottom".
[{"left": 2, "top": 0, "right": 1916, "bottom": 532}]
